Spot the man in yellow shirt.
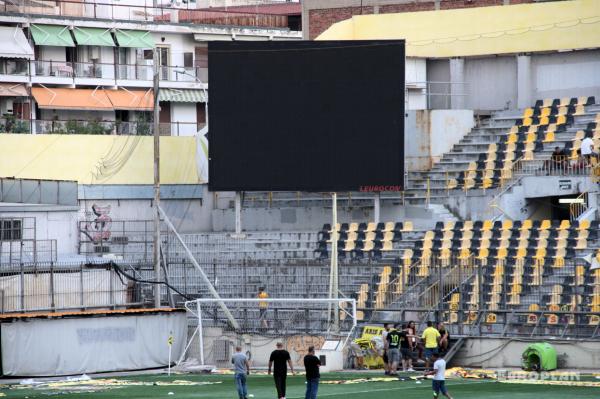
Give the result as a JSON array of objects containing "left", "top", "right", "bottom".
[
  {"left": 258, "top": 287, "right": 269, "bottom": 329},
  {"left": 421, "top": 321, "right": 440, "bottom": 370}
]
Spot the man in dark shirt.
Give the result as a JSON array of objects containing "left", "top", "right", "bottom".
[
  {"left": 399, "top": 323, "right": 415, "bottom": 372},
  {"left": 268, "top": 342, "right": 294, "bottom": 399},
  {"left": 386, "top": 324, "right": 402, "bottom": 375},
  {"left": 303, "top": 346, "right": 321, "bottom": 399},
  {"left": 438, "top": 322, "right": 450, "bottom": 353}
]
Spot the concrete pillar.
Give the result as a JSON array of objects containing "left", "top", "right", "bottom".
[
  {"left": 234, "top": 192, "right": 242, "bottom": 235},
  {"left": 517, "top": 54, "right": 532, "bottom": 110},
  {"left": 449, "top": 58, "right": 465, "bottom": 109}
]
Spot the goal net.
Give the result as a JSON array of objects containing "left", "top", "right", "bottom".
[{"left": 179, "top": 298, "right": 357, "bottom": 368}]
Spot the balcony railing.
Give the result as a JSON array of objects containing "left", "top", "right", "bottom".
[
  {"left": 0, "top": 0, "right": 296, "bottom": 29},
  {"left": 0, "top": 118, "right": 205, "bottom": 136},
  {"left": 0, "top": 59, "right": 208, "bottom": 84}
]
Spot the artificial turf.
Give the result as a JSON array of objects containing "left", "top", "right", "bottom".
[{"left": 1, "top": 372, "right": 599, "bottom": 399}]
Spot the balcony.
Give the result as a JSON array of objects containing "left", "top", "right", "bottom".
[
  {"left": 0, "top": 0, "right": 299, "bottom": 30},
  {"left": 0, "top": 59, "right": 208, "bottom": 88},
  {"left": 0, "top": 117, "right": 205, "bottom": 136}
]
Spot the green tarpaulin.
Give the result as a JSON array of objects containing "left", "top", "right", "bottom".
[
  {"left": 115, "top": 29, "right": 154, "bottom": 48},
  {"left": 31, "top": 24, "right": 75, "bottom": 47},
  {"left": 73, "top": 27, "right": 115, "bottom": 47}
]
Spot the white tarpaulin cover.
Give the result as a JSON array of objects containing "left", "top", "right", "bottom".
[
  {"left": 1, "top": 311, "right": 187, "bottom": 376},
  {"left": 0, "top": 26, "right": 34, "bottom": 59}
]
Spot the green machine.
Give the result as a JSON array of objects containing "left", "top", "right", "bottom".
[{"left": 522, "top": 342, "right": 557, "bottom": 371}]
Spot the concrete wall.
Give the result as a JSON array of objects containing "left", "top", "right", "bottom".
[
  {"left": 465, "top": 56, "right": 517, "bottom": 111},
  {"left": 532, "top": 49, "right": 600, "bottom": 102},
  {"left": 171, "top": 102, "right": 198, "bottom": 136},
  {"left": 405, "top": 109, "right": 474, "bottom": 170},
  {"left": 454, "top": 337, "right": 600, "bottom": 369}
]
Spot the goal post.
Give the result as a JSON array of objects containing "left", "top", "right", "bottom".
[{"left": 179, "top": 298, "right": 357, "bottom": 367}]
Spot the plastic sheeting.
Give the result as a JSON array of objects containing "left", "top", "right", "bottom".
[{"left": 1, "top": 311, "right": 187, "bottom": 376}]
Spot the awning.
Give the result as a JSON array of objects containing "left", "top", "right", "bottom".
[
  {"left": 31, "top": 24, "right": 75, "bottom": 47},
  {"left": 158, "top": 89, "right": 207, "bottom": 103},
  {"left": 73, "top": 27, "right": 115, "bottom": 47},
  {"left": 0, "top": 83, "right": 28, "bottom": 97},
  {"left": 0, "top": 27, "right": 34, "bottom": 59},
  {"left": 114, "top": 29, "right": 154, "bottom": 48},
  {"left": 31, "top": 87, "right": 112, "bottom": 111},
  {"left": 105, "top": 89, "right": 154, "bottom": 111}
]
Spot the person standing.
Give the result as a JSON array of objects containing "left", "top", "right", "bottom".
[
  {"left": 258, "top": 286, "right": 269, "bottom": 329},
  {"left": 231, "top": 346, "right": 250, "bottom": 399},
  {"left": 268, "top": 342, "right": 295, "bottom": 399},
  {"left": 437, "top": 322, "right": 449, "bottom": 353},
  {"left": 385, "top": 324, "right": 401, "bottom": 375},
  {"left": 425, "top": 353, "right": 453, "bottom": 399},
  {"left": 303, "top": 346, "right": 321, "bottom": 399},
  {"left": 399, "top": 323, "right": 415, "bottom": 372},
  {"left": 382, "top": 323, "right": 391, "bottom": 375},
  {"left": 421, "top": 321, "right": 441, "bottom": 370}
]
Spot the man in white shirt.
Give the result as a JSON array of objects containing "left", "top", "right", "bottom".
[
  {"left": 581, "top": 135, "right": 596, "bottom": 163},
  {"left": 425, "top": 353, "right": 453, "bottom": 399}
]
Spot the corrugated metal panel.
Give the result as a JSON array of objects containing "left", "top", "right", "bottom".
[{"left": 159, "top": 89, "right": 207, "bottom": 103}]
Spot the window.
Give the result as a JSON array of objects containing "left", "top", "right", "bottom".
[
  {"left": 1, "top": 219, "right": 22, "bottom": 240},
  {"left": 183, "top": 52, "right": 193, "bottom": 69},
  {"left": 143, "top": 49, "right": 153, "bottom": 60}
]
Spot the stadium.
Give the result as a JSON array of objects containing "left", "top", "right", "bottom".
[{"left": 0, "top": 0, "right": 599, "bottom": 398}]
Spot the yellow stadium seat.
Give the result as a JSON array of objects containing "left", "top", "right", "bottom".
[
  {"left": 556, "top": 115, "right": 567, "bottom": 125},
  {"left": 574, "top": 105, "right": 585, "bottom": 116},
  {"left": 506, "top": 142, "right": 516, "bottom": 152},
  {"left": 502, "top": 220, "right": 513, "bottom": 230},
  {"left": 497, "top": 248, "right": 508, "bottom": 259},
  {"left": 515, "top": 248, "right": 527, "bottom": 259},
  {"left": 402, "top": 221, "right": 413, "bottom": 232},
  {"left": 575, "top": 130, "right": 585, "bottom": 140},
  {"left": 525, "top": 132, "right": 536, "bottom": 143},
  {"left": 468, "top": 161, "right": 477, "bottom": 171},
  {"left": 344, "top": 240, "right": 355, "bottom": 252},
  {"left": 363, "top": 240, "right": 375, "bottom": 252},
  {"left": 488, "top": 143, "right": 497, "bottom": 153},
  {"left": 534, "top": 247, "right": 547, "bottom": 259},
  {"left": 347, "top": 231, "right": 358, "bottom": 242},
  {"left": 509, "top": 125, "right": 519, "bottom": 134},
  {"left": 482, "top": 220, "right": 493, "bottom": 231},
  {"left": 578, "top": 219, "right": 591, "bottom": 231},
  {"left": 558, "top": 220, "right": 570, "bottom": 230},
  {"left": 424, "top": 230, "right": 434, "bottom": 241},
  {"left": 539, "top": 116, "right": 550, "bottom": 126},
  {"left": 577, "top": 229, "right": 589, "bottom": 241},
  {"left": 518, "top": 229, "right": 531, "bottom": 241},
  {"left": 506, "top": 133, "right": 518, "bottom": 144},
  {"left": 543, "top": 131, "right": 555, "bottom": 143},
  {"left": 462, "top": 221, "right": 473, "bottom": 231},
  {"left": 366, "top": 222, "right": 377, "bottom": 232},
  {"left": 540, "top": 107, "right": 551, "bottom": 118},
  {"left": 477, "top": 247, "right": 489, "bottom": 260},
  {"left": 559, "top": 98, "right": 570, "bottom": 107},
  {"left": 542, "top": 99, "right": 553, "bottom": 108},
  {"left": 383, "top": 222, "right": 394, "bottom": 232},
  {"left": 520, "top": 219, "right": 533, "bottom": 230},
  {"left": 499, "top": 229, "right": 511, "bottom": 241},
  {"left": 383, "top": 231, "right": 394, "bottom": 242},
  {"left": 557, "top": 229, "right": 569, "bottom": 240},
  {"left": 442, "top": 230, "right": 454, "bottom": 241},
  {"left": 522, "top": 117, "right": 533, "bottom": 127},
  {"left": 523, "top": 108, "right": 534, "bottom": 118},
  {"left": 556, "top": 106, "right": 568, "bottom": 116},
  {"left": 446, "top": 179, "right": 458, "bottom": 190},
  {"left": 365, "top": 231, "right": 376, "bottom": 242},
  {"left": 523, "top": 150, "right": 534, "bottom": 160},
  {"left": 382, "top": 241, "right": 393, "bottom": 251},
  {"left": 443, "top": 221, "right": 455, "bottom": 231},
  {"left": 540, "top": 220, "right": 551, "bottom": 230}
]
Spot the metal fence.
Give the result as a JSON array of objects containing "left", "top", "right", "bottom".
[{"left": 0, "top": 262, "right": 154, "bottom": 313}]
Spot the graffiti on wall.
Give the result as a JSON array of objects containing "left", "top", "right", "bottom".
[
  {"left": 82, "top": 204, "right": 112, "bottom": 243},
  {"left": 285, "top": 335, "right": 326, "bottom": 366}
]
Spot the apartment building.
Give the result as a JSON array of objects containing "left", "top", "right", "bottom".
[{"left": 0, "top": 0, "right": 301, "bottom": 136}]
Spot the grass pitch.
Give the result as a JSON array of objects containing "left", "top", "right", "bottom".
[{"left": 2, "top": 372, "right": 599, "bottom": 398}]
